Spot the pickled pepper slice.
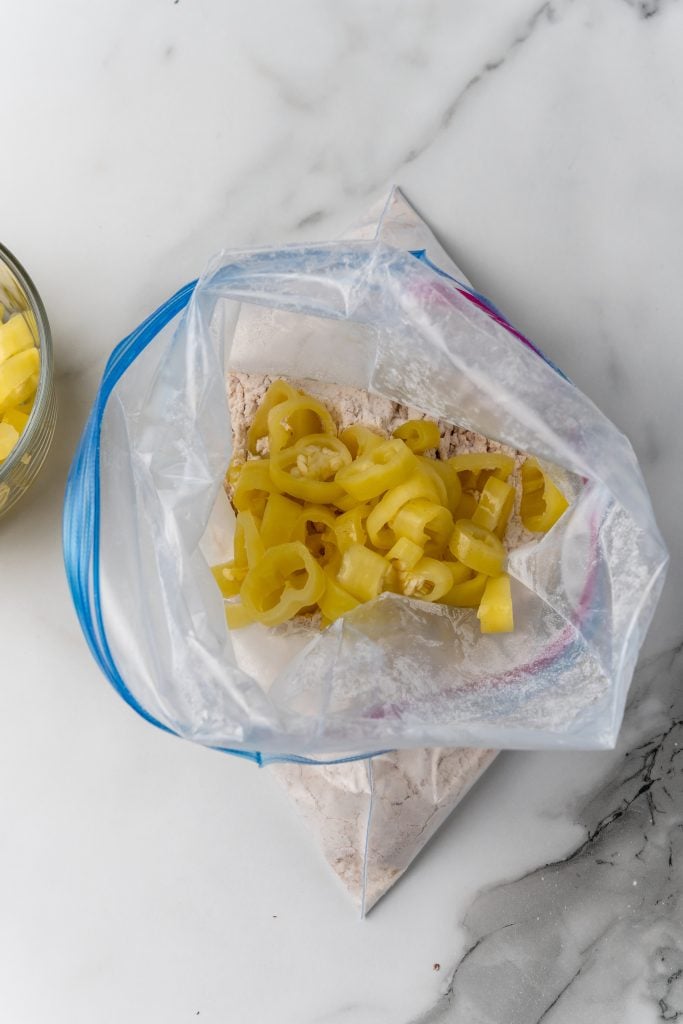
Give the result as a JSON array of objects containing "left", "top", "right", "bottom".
[
  {"left": 232, "top": 459, "right": 276, "bottom": 516},
  {"left": 212, "top": 510, "right": 264, "bottom": 597},
  {"left": 448, "top": 452, "right": 514, "bottom": 492},
  {"left": 477, "top": 574, "right": 514, "bottom": 633},
  {"left": 393, "top": 419, "right": 440, "bottom": 453},
  {"left": 0, "top": 422, "right": 19, "bottom": 460},
  {"left": 240, "top": 541, "right": 325, "bottom": 626},
  {"left": 336, "top": 543, "right": 390, "bottom": 603},
  {"left": 339, "top": 424, "right": 384, "bottom": 458},
  {"left": 415, "top": 456, "right": 448, "bottom": 505},
  {"left": 225, "top": 602, "right": 256, "bottom": 630},
  {"left": 520, "top": 459, "right": 569, "bottom": 532},
  {"left": 0, "top": 313, "right": 35, "bottom": 365},
  {"left": 472, "top": 476, "right": 515, "bottom": 539},
  {"left": 442, "top": 571, "right": 488, "bottom": 608},
  {"left": 267, "top": 395, "right": 336, "bottom": 454},
  {"left": 397, "top": 557, "right": 453, "bottom": 602},
  {"left": 246, "top": 379, "right": 299, "bottom": 454},
  {"left": 366, "top": 471, "right": 441, "bottom": 549},
  {"left": 333, "top": 504, "right": 370, "bottom": 552},
  {"left": 449, "top": 519, "right": 506, "bottom": 576},
  {"left": 390, "top": 498, "right": 453, "bottom": 557},
  {"left": 386, "top": 536, "right": 424, "bottom": 571},
  {"left": 296, "top": 505, "right": 341, "bottom": 571},
  {"left": 422, "top": 456, "right": 462, "bottom": 514},
  {"left": 260, "top": 493, "right": 303, "bottom": 548},
  {"left": 270, "top": 434, "right": 351, "bottom": 502},
  {"left": 335, "top": 438, "right": 417, "bottom": 501},
  {"left": 0, "top": 347, "right": 40, "bottom": 415},
  {"left": 2, "top": 407, "right": 29, "bottom": 434},
  {"left": 318, "top": 571, "right": 360, "bottom": 622}
]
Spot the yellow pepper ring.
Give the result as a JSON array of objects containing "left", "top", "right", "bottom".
[
  {"left": 336, "top": 543, "right": 390, "bottom": 603},
  {"left": 448, "top": 452, "right": 515, "bottom": 492},
  {"left": 422, "top": 456, "right": 462, "bottom": 513},
  {"left": 0, "top": 347, "right": 40, "bottom": 415},
  {"left": 415, "top": 456, "right": 448, "bottom": 506},
  {"left": 445, "top": 559, "right": 473, "bottom": 584},
  {"left": 366, "top": 471, "right": 441, "bottom": 549},
  {"left": 441, "top": 571, "right": 488, "bottom": 608},
  {"left": 211, "top": 562, "right": 246, "bottom": 598},
  {"left": 398, "top": 557, "right": 453, "bottom": 602},
  {"left": 333, "top": 504, "right": 369, "bottom": 552},
  {"left": 477, "top": 574, "right": 514, "bottom": 633},
  {"left": 335, "top": 438, "right": 418, "bottom": 502},
  {"left": 472, "top": 476, "right": 515, "bottom": 539},
  {"left": 393, "top": 418, "right": 440, "bottom": 453},
  {"left": 297, "top": 505, "right": 341, "bottom": 570},
  {"left": 259, "top": 493, "right": 304, "bottom": 548},
  {"left": 225, "top": 602, "right": 256, "bottom": 630},
  {"left": 390, "top": 498, "right": 454, "bottom": 557},
  {"left": 0, "top": 313, "right": 35, "bottom": 364},
  {"left": 520, "top": 460, "right": 569, "bottom": 533},
  {"left": 246, "top": 379, "right": 299, "bottom": 454},
  {"left": 318, "top": 570, "right": 360, "bottom": 622},
  {"left": 240, "top": 541, "right": 326, "bottom": 627},
  {"left": 270, "top": 434, "right": 351, "bottom": 502},
  {"left": 339, "top": 424, "right": 384, "bottom": 458},
  {"left": 267, "top": 395, "right": 337, "bottom": 454},
  {"left": 454, "top": 491, "right": 478, "bottom": 520},
  {"left": 449, "top": 519, "right": 506, "bottom": 576},
  {"left": 231, "top": 459, "right": 275, "bottom": 516},
  {"left": 386, "top": 536, "right": 424, "bottom": 571},
  {"left": 236, "top": 510, "right": 265, "bottom": 567}
]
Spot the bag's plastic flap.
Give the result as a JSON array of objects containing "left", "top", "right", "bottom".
[{"left": 86, "top": 190, "right": 667, "bottom": 756}]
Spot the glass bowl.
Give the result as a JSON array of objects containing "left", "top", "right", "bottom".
[{"left": 0, "top": 243, "right": 57, "bottom": 517}]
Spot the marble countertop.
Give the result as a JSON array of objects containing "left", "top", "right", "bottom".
[{"left": 2, "top": 1, "right": 682, "bottom": 1021}]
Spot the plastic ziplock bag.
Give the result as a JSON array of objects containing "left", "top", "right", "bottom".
[{"left": 64, "top": 188, "right": 668, "bottom": 761}]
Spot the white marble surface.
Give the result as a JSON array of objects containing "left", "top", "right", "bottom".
[{"left": 1, "top": 1, "right": 682, "bottom": 1021}]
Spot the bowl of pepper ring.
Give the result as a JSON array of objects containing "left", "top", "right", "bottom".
[{"left": 0, "top": 243, "right": 57, "bottom": 518}]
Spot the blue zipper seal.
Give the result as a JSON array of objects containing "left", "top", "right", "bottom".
[{"left": 63, "top": 251, "right": 565, "bottom": 766}]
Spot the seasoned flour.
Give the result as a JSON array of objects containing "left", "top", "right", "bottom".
[{"left": 227, "top": 370, "right": 535, "bottom": 911}]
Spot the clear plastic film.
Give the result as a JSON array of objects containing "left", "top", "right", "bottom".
[{"left": 92, "top": 189, "right": 667, "bottom": 757}]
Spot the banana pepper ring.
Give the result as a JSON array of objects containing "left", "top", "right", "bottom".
[
  {"left": 442, "top": 569, "right": 488, "bottom": 607},
  {"left": 520, "top": 459, "right": 569, "bottom": 532},
  {"left": 240, "top": 541, "right": 326, "bottom": 626},
  {"left": 392, "top": 418, "right": 440, "bottom": 453},
  {"left": 449, "top": 519, "right": 506, "bottom": 576},
  {"left": 267, "top": 395, "right": 337, "bottom": 454},
  {"left": 333, "top": 504, "right": 371, "bottom": 552},
  {"left": 335, "top": 438, "right": 417, "bottom": 502},
  {"left": 246, "top": 379, "right": 299, "bottom": 455},
  {"left": 448, "top": 452, "right": 515, "bottom": 492},
  {"left": 336, "top": 543, "right": 391, "bottom": 603},
  {"left": 386, "top": 535, "right": 424, "bottom": 571},
  {"left": 211, "top": 510, "right": 263, "bottom": 597},
  {"left": 397, "top": 556, "right": 453, "bottom": 602},
  {"left": 339, "top": 424, "right": 384, "bottom": 458},
  {"left": 366, "top": 471, "right": 441, "bottom": 549},
  {"left": 477, "top": 574, "right": 514, "bottom": 633},
  {"left": 231, "top": 458, "right": 276, "bottom": 516},
  {"left": 318, "top": 570, "right": 360, "bottom": 623},
  {"left": 472, "top": 476, "right": 515, "bottom": 539},
  {"left": 390, "top": 498, "right": 454, "bottom": 557},
  {"left": 270, "top": 434, "right": 351, "bottom": 502},
  {"left": 420, "top": 456, "right": 462, "bottom": 514},
  {"left": 297, "top": 505, "right": 342, "bottom": 571},
  {"left": 260, "top": 492, "right": 303, "bottom": 548}
]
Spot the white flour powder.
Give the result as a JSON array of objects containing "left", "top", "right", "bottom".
[{"left": 226, "top": 371, "right": 537, "bottom": 912}]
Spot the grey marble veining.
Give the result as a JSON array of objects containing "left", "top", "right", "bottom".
[{"left": 411, "top": 640, "right": 683, "bottom": 1023}]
